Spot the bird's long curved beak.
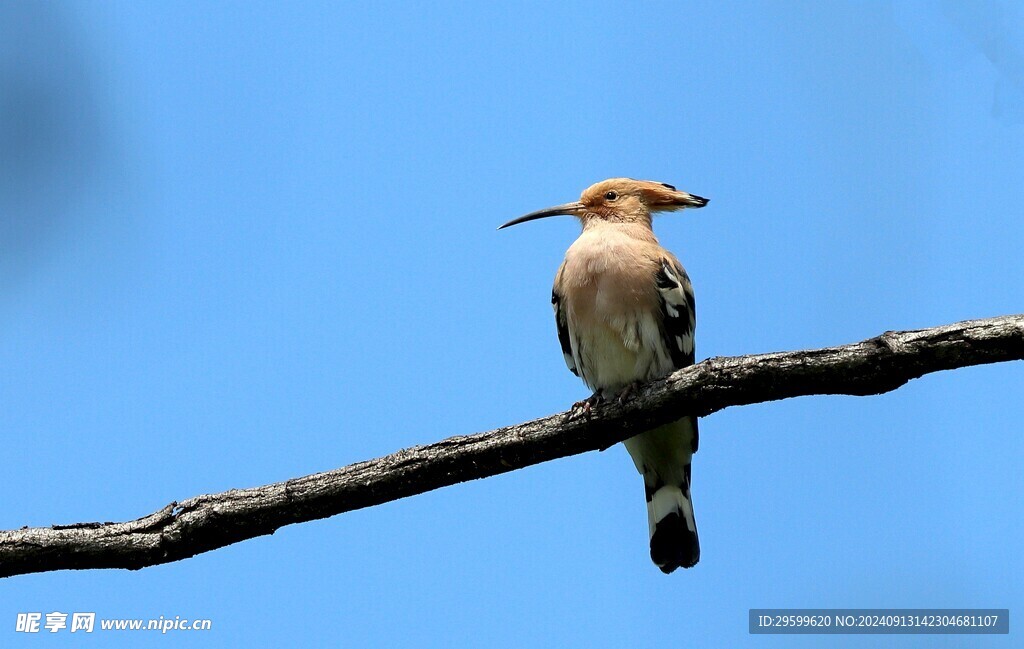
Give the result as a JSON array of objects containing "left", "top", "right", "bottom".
[{"left": 498, "top": 201, "right": 585, "bottom": 230}]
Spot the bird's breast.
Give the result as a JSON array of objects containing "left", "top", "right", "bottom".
[
  {"left": 558, "top": 229, "right": 667, "bottom": 391},
  {"left": 561, "top": 230, "right": 656, "bottom": 309}
]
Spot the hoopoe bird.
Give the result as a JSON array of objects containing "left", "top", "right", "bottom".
[{"left": 499, "top": 178, "right": 708, "bottom": 573}]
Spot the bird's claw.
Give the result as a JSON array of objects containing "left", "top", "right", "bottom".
[
  {"left": 563, "top": 384, "right": 640, "bottom": 423},
  {"left": 614, "top": 382, "right": 642, "bottom": 405},
  {"left": 565, "top": 393, "right": 604, "bottom": 422}
]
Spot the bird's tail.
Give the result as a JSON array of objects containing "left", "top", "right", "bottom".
[
  {"left": 623, "top": 419, "right": 700, "bottom": 573},
  {"left": 645, "top": 466, "right": 699, "bottom": 573}
]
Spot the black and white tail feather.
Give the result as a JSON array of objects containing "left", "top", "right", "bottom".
[{"left": 630, "top": 417, "right": 700, "bottom": 573}]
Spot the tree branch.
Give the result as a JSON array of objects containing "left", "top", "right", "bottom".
[{"left": 2, "top": 314, "right": 1022, "bottom": 579}]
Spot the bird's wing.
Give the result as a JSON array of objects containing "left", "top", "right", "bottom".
[
  {"left": 654, "top": 255, "right": 696, "bottom": 369},
  {"left": 551, "top": 287, "right": 578, "bottom": 376},
  {"left": 654, "top": 254, "right": 698, "bottom": 454}
]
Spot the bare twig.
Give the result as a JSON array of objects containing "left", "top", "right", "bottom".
[{"left": 2, "top": 314, "right": 1021, "bottom": 579}]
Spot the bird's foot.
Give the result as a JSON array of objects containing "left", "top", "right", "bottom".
[
  {"left": 613, "top": 381, "right": 642, "bottom": 405},
  {"left": 565, "top": 392, "right": 604, "bottom": 422}
]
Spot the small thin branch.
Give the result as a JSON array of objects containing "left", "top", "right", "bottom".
[{"left": 2, "top": 314, "right": 1022, "bottom": 579}]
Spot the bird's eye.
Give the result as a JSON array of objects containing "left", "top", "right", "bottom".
[{"left": 604, "top": 191, "right": 618, "bottom": 201}]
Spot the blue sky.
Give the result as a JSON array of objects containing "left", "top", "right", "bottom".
[{"left": 1, "top": 1, "right": 1022, "bottom": 646}]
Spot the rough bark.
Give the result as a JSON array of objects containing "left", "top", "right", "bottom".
[{"left": 1, "top": 314, "right": 1021, "bottom": 579}]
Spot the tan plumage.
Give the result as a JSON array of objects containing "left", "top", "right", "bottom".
[{"left": 500, "top": 178, "right": 708, "bottom": 573}]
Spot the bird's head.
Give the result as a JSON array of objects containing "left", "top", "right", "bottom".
[{"left": 499, "top": 178, "right": 708, "bottom": 230}]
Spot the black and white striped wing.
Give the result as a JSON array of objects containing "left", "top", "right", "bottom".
[
  {"left": 655, "top": 255, "right": 698, "bottom": 453},
  {"left": 654, "top": 256, "right": 696, "bottom": 370},
  {"left": 551, "top": 288, "right": 578, "bottom": 376}
]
